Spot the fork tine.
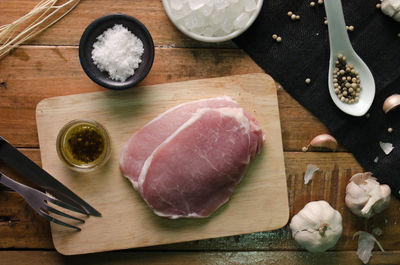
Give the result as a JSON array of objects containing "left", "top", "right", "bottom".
[
  {"left": 39, "top": 209, "right": 81, "bottom": 231},
  {"left": 45, "top": 195, "right": 89, "bottom": 216},
  {"left": 44, "top": 204, "right": 85, "bottom": 223}
]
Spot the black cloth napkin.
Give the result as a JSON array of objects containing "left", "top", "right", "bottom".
[{"left": 234, "top": 0, "right": 400, "bottom": 198}]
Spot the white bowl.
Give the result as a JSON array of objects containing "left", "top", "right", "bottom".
[{"left": 162, "top": 0, "right": 264, "bottom": 43}]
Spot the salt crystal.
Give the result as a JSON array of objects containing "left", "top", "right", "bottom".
[
  {"left": 244, "top": 0, "right": 257, "bottom": 11},
  {"left": 91, "top": 24, "right": 143, "bottom": 82},
  {"left": 234, "top": 12, "right": 250, "bottom": 29}
]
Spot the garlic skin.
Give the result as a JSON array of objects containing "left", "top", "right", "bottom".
[
  {"left": 381, "top": 0, "right": 400, "bottom": 22},
  {"left": 345, "top": 172, "right": 391, "bottom": 219},
  {"left": 289, "top": 200, "right": 343, "bottom": 252}
]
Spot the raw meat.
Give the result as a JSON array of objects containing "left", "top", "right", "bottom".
[
  {"left": 120, "top": 97, "right": 239, "bottom": 189},
  {"left": 120, "top": 97, "right": 264, "bottom": 218}
]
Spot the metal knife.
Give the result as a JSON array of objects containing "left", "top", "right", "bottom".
[{"left": 0, "top": 136, "right": 101, "bottom": 217}]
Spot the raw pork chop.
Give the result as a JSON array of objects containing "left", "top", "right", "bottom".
[
  {"left": 138, "top": 107, "right": 263, "bottom": 218},
  {"left": 120, "top": 97, "right": 240, "bottom": 189}
]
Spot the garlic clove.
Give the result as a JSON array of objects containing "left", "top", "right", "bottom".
[
  {"left": 307, "top": 134, "right": 338, "bottom": 151},
  {"left": 382, "top": 94, "right": 400, "bottom": 114}
]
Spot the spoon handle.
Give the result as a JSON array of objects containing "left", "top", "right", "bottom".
[{"left": 324, "top": 0, "right": 352, "bottom": 54}]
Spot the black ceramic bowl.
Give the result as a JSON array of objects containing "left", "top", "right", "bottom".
[{"left": 79, "top": 14, "right": 154, "bottom": 90}]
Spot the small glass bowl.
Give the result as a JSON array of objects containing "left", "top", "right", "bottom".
[{"left": 56, "top": 119, "right": 111, "bottom": 172}]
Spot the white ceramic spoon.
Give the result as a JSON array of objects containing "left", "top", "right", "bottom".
[{"left": 324, "top": 0, "right": 375, "bottom": 116}]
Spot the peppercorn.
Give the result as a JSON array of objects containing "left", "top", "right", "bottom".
[
  {"left": 332, "top": 54, "right": 362, "bottom": 104},
  {"left": 310, "top": 1, "right": 316, "bottom": 7},
  {"left": 305, "top": 78, "right": 311, "bottom": 84}
]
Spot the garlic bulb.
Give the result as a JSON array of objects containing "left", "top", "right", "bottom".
[
  {"left": 289, "top": 200, "right": 342, "bottom": 252},
  {"left": 345, "top": 172, "right": 391, "bottom": 218},
  {"left": 381, "top": 0, "right": 400, "bottom": 22}
]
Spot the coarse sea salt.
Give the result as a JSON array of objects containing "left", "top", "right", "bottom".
[
  {"left": 167, "top": 0, "right": 259, "bottom": 37},
  {"left": 92, "top": 24, "right": 144, "bottom": 82}
]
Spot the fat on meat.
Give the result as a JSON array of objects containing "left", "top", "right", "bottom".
[
  {"left": 120, "top": 97, "right": 240, "bottom": 189},
  {"left": 137, "top": 107, "right": 264, "bottom": 218}
]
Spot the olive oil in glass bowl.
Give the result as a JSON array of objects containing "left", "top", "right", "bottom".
[{"left": 56, "top": 119, "right": 111, "bottom": 172}]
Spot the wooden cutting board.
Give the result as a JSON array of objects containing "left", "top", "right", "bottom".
[{"left": 36, "top": 73, "right": 289, "bottom": 255}]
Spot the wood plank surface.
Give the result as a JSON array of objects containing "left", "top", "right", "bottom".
[
  {"left": 2, "top": 250, "right": 400, "bottom": 265},
  {"left": 0, "top": 0, "right": 398, "bottom": 263},
  {"left": 2, "top": 151, "right": 399, "bottom": 251},
  {"left": 0, "top": 46, "right": 330, "bottom": 150},
  {"left": 0, "top": 0, "right": 234, "bottom": 48}
]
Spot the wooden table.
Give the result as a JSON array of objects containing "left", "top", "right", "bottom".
[{"left": 0, "top": 1, "right": 399, "bottom": 264}]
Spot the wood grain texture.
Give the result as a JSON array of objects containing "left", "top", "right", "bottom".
[
  {"left": 2, "top": 250, "right": 400, "bottom": 265},
  {"left": 2, "top": 151, "right": 399, "bottom": 251},
  {"left": 35, "top": 74, "right": 289, "bottom": 254},
  {"left": 1, "top": 0, "right": 398, "bottom": 262},
  {"left": 0, "top": 46, "right": 333, "bottom": 151},
  {"left": 0, "top": 0, "right": 235, "bottom": 48}
]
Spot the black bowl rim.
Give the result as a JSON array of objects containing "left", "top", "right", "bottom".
[{"left": 79, "top": 13, "right": 155, "bottom": 90}]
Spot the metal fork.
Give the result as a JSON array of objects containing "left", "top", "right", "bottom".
[{"left": 0, "top": 171, "right": 85, "bottom": 231}]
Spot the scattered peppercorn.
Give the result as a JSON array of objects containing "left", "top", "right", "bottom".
[
  {"left": 291, "top": 14, "right": 296, "bottom": 20},
  {"left": 296, "top": 15, "right": 300, "bottom": 20},
  {"left": 348, "top": 25, "right": 354, "bottom": 31},
  {"left": 332, "top": 54, "right": 361, "bottom": 104},
  {"left": 388, "top": 127, "right": 393, "bottom": 133},
  {"left": 305, "top": 78, "right": 311, "bottom": 84},
  {"left": 302, "top": 146, "right": 308, "bottom": 152},
  {"left": 376, "top": 3, "right": 381, "bottom": 8},
  {"left": 276, "top": 36, "right": 282, "bottom": 42},
  {"left": 272, "top": 34, "right": 278, "bottom": 39},
  {"left": 318, "top": 0, "right": 323, "bottom": 4},
  {"left": 288, "top": 11, "right": 293, "bottom": 16},
  {"left": 324, "top": 19, "right": 328, "bottom": 25},
  {"left": 310, "top": 1, "right": 316, "bottom": 7}
]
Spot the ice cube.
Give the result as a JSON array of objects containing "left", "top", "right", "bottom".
[
  {"left": 201, "top": 26, "right": 217, "bottom": 37},
  {"left": 171, "top": 3, "right": 191, "bottom": 20},
  {"left": 215, "top": 0, "right": 230, "bottom": 10},
  {"left": 244, "top": 0, "right": 257, "bottom": 12},
  {"left": 211, "top": 9, "right": 224, "bottom": 24},
  {"left": 226, "top": 2, "right": 242, "bottom": 19},
  {"left": 169, "top": 0, "right": 184, "bottom": 10},
  {"left": 200, "top": 1, "right": 214, "bottom": 16},
  {"left": 183, "top": 12, "right": 206, "bottom": 30},
  {"left": 221, "top": 17, "right": 234, "bottom": 33},
  {"left": 233, "top": 12, "right": 250, "bottom": 29},
  {"left": 189, "top": 0, "right": 207, "bottom": 10}
]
